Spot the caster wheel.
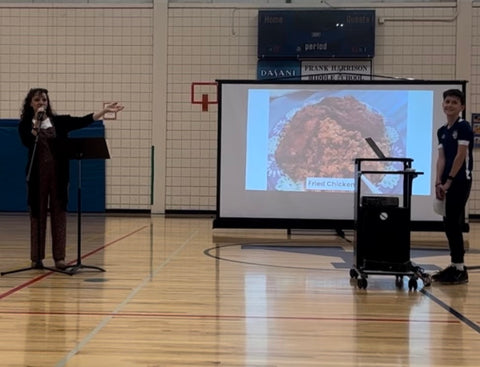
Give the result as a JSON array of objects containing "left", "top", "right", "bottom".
[
  {"left": 422, "top": 274, "right": 432, "bottom": 287},
  {"left": 357, "top": 278, "right": 368, "bottom": 289},
  {"left": 408, "top": 278, "right": 418, "bottom": 291},
  {"left": 350, "top": 269, "right": 358, "bottom": 279}
]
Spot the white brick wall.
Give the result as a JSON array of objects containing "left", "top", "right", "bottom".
[{"left": 2, "top": 2, "right": 480, "bottom": 217}]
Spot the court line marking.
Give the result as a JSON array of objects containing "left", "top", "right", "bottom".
[
  {"left": 0, "top": 225, "right": 148, "bottom": 300},
  {"left": 3, "top": 226, "right": 477, "bottom": 359},
  {"left": 54, "top": 228, "right": 199, "bottom": 367},
  {"left": 207, "top": 243, "right": 480, "bottom": 333},
  {"left": 0, "top": 309, "right": 460, "bottom": 325},
  {"left": 421, "top": 288, "right": 480, "bottom": 334}
]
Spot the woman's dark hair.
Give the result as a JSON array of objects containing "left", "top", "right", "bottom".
[
  {"left": 20, "top": 88, "right": 54, "bottom": 120},
  {"left": 443, "top": 89, "right": 465, "bottom": 105}
]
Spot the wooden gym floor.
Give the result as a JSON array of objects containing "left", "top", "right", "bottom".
[{"left": 0, "top": 212, "right": 480, "bottom": 366}]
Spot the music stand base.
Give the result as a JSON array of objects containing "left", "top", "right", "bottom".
[
  {"left": 1, "top": 264, "right": 73, "bottom": 276},
  {"left": 66, "top": 263, "right": 105, "bottom": 274}
]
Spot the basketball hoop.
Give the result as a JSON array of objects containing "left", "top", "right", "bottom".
[{"left": 191, "top": 82, "right": 218, "bottom": 111}]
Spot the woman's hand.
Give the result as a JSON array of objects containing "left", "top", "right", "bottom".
[
  {"left": 104, "top": 102, "right": 124, "bottom": 113},
  {"left": 34, "top": 106, "right": 46, "bottom": 124},
  {"left": 93, "top": 102, "right": 124, "bottom": 120}
]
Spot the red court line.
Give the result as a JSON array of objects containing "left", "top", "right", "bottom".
[
  {"left": 0, "top": 309, "right": 461, "bottom": 325},
  {"left": 0, "top": 225, "right": 149, "bottom": 301},
  {"left": 68, "top": 225, "right": 149, "bottom": 263}
]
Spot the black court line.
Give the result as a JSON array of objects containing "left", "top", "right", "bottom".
[
  {"left": 205, "top": 243, "right": 453, "bottom": 272},
  {"left": 241, "top": 243, "right": 446, "bottom": 271},
  {"left": 420, "top": 288, "right": 480, "bottom": 334}
]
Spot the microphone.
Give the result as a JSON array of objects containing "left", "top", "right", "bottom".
[{"left": 36, "top": 108, "right": 45, "bottom": 121}]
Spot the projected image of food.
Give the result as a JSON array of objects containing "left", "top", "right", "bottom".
[{"left": 271, "top": 95, "right": 398, "bottom": 191}]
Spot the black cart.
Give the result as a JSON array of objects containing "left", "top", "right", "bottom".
[{"left": 349, "top": 157, "right": 432, "bottom": 290}]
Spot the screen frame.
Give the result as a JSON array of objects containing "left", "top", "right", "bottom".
[{"left": 213, "top": 79, "right": 467, "bottom": 231}]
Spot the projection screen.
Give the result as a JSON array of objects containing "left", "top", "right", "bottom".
[{"left": 213, "top": 80, "right": 467, "bottom": 230}]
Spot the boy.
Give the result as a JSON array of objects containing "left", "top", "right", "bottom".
[{"left": 432, "top": 89, "right": 473, "bottom": 284}]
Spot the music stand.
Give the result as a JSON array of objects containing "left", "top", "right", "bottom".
[{"left": 65, "top": 137, "right": 110, "bottom": 274}]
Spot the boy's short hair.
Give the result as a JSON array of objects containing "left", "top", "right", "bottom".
[{"left": 443, "top": 89, "right": 465, "bottom": 105}]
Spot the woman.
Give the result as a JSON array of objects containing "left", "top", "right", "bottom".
[{"left": 18, "top": 88, "right": 124, "bottom": 270}]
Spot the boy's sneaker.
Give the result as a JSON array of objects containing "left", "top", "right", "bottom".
[
  {"left": 432, "top": 265, "right": 457, "bottom": 282},
  {"left": 437, "top": 266, "right": 468, "bottom": 285}
]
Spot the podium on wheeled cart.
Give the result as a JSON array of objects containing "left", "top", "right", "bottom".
[{"left": 349, "top": 157, "right": 432, "bottom": 290}]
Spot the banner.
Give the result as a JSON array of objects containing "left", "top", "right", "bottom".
[{"left": 301, "top": 60, "right": 372, "bottom": 80}]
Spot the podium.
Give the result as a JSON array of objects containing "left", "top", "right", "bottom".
[
  {"left": 65, "top": 137, "right": 110, "bottom": 274},
  {"left": 350, "top": 157, "right": 431, "bottom": 290}
]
